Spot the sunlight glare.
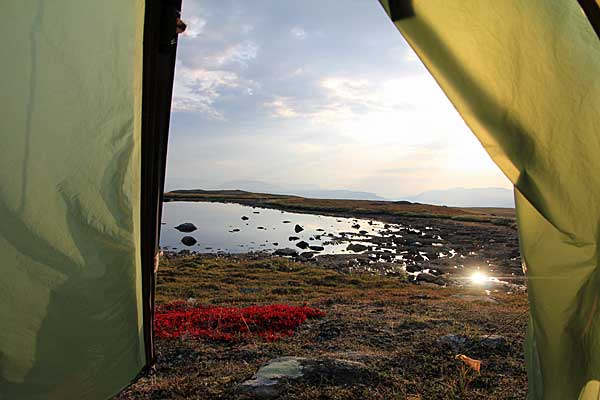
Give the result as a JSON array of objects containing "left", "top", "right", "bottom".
[{"left": 470, "top": 271, "right": 489, "bottom": 285}]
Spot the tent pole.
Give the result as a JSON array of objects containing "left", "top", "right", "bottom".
[{"left": 140, "top": 0, "right": 182, "bottom": 370}]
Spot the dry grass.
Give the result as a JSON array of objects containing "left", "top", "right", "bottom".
[{"left": 116, "top": 254, "right": 528, "bottom": 400}]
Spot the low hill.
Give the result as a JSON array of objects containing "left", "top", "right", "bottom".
[{"left": 165, "top": 189, "right": 515, "bottom": 225}]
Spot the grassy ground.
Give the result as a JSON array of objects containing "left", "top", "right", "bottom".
[{"left": 116, "top": 254, "right": 528, "bottom": 400}]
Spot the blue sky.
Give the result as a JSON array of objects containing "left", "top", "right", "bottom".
[{"left": 166, "top": 0, "right": 511, "bottom": 198}]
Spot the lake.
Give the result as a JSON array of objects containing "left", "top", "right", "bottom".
[{"left": 160, "top": 201, "right": 400, "bottom": 255}]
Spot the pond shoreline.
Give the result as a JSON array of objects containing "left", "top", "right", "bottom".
[{"left": 162, "top": 192, "right": 523, "bottom": 289}]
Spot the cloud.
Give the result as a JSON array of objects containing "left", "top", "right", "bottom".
[
  {"left": 171, "top": 63, "right": 258, "bottom": 118},
  {"left": 203, "top": 41, "right": 259, "bottom": 68},
  {"left": 290, "top": 27, "right": 307, "bottom": 39},
  {"left": 182, "top": 15, "right": 207, "bottom": 38},
  {"left": 264, "top": 97, "right": 298, "bottom": 118},
  {"left": 165, "top": 0, "right": 511, "bottom": 197}
]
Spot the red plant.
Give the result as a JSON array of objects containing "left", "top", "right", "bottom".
[{"left": 154, "top": 302, "right": 325, "bottom": 342}]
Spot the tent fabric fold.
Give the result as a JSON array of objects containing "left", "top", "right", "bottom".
[{"left": 378, "top": 0, "right": 600, "bottom": 398}]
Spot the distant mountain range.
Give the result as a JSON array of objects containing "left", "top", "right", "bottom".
[
  {"left": 166, "top": 178, "right": 514, "bottom": 207},
  {"left": 405, "top": 187, "right": 514, "bottom": 208},
  {"left": 215, "top": 180, "right": 385, "bottom": 201}
]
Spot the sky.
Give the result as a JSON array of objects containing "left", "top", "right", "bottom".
[{"left": 165, "top": 0, "right": 512, "bottom": 199}]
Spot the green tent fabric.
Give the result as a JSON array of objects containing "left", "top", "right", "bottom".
[
  {"left": 0, "top": 1, "right": 148, "bottom": 399},
  {"left": 378, "top": 1, "right": 600, "bottom": 398}
]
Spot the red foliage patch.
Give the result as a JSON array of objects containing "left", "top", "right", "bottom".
[{"left": 154, "top": 302, "right": 325, "bottom": 342}]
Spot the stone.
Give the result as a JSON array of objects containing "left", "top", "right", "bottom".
[
  {"left": 240, "top": 287, "right": 262, "bottom": 294},
  {"left": 406, "top": 264, "right": 422, "bottom": 273},
  {"left": 347, "top": 243, "right": 368, "bottom": 252},
  {"left": 174, "top": 222, "right": 197, "bottom": 232},
  {"left": 294, "top": 224, "right": 304, "bottom": 233},
  {"left": 274, "top": 248, "right": 298, "bottom": 257},
  {"left": 288, "top": 236, "right": 300, "bottom": 241},
  {"left": 415, "top": 272, "right": 446, "bottom": 286},
  {"left": 298, "top": 251, "right": 315, "bottom": 259},
  {"left": 296, "top": 241, "right": 309, "bottom": 249},
  {"left": 478, "top": 335, "right": 508, "bottom": 351},
  {"left": 241, "top": 216, "right": 249, "bottom": 220},
  {"left": 451, "top": 294, "right": 499, "bottom": 304},
  {"left": 309, "top": 246, "right": 324, "bottom": 252},
  {"left": 240, "top": 357, "right": 305, "bottom": 399},
  {"left": 439, "top": 334, "right": 468, "bottom": 352},
  {"left": 181, "top": 236, "right": 197, "bottom": 246},
  {"left": 239, "top": 357, "right": 371, "bottom": 399}
]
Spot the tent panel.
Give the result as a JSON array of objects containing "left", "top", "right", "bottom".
[
  {"left": 0, "top": 1, "right": 146, "bottom": 399},
  {"left": 378, "top": 0, "right": 600, "bottom": 398}
]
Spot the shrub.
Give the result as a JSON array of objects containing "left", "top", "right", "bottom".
[{"left": 154, "top": 302, "right": 325, "bottom": 342}]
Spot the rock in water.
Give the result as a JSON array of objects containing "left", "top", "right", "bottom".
[
  {"left": 288, "top": 236, "right": 300, "bottom": 241},
  {"left": 273, "top": 248, "right": 298, "bottom": 257},
  {"left": 181, "top": 236, "right": 197, "bottom": 246},
  {"left": 241, "top": 216, "right": 249, "bottom": 220},
  {"left": 309, "top": 246, "right": 324, "bottom": 252},
  {"left": 347, "top": 243, "right": 368, "bottom": 252},
  {"left": 352, "top": 223, "right": 360, "bottom": 229},
  {"left": 294, "top": 224, "right": 304, "bottom": 233},
  {"left": 296, "top": 241, "right": 309, "bottom": 249},
  {"left": 174, "top": 222, "right": 197, "bottom": 232}
]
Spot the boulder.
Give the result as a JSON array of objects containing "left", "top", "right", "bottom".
[
  {"left": 478, "top": 335, "right": 508, "bottom": 351},
  {"left": 309, "top": 246, "right": 324, "bottom": 252},
  {"left": 274, "top": 248, "right": 298, "bottom": 257},
  {"left": 298, "top": 251, "right": 315, "bottom": 260},
  {"left": 415, "top": 272, "right": 446, "bottom": 286},
  {"left": 405, "top": 264, "right": 422, "bottom": 273},
  {"left": 296, "top": 241, "right": 309, "bottom": 250},
  {"left": 239, "top": 357, "right": 371, "bottom": 399},
  {"left": 181, "top": 236, "right": 197, "bottom": 246},
  {"left": 174, "top": 222, "right": 197, "bottom": 232},
  {"left": 294, "top": 224, "right": 304, "bottom": 233},
  {"left": 439, "top": 334, "right": 468, "bottom": 352},
  {"left": 288, "top": 236, "right": 300, "bottom": 241},
  {"left": 347, "top": 243, "right": 368, "bottom": 252},
  {"left": 241, "top": 216, "right": 249, "bottom": 220}
]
